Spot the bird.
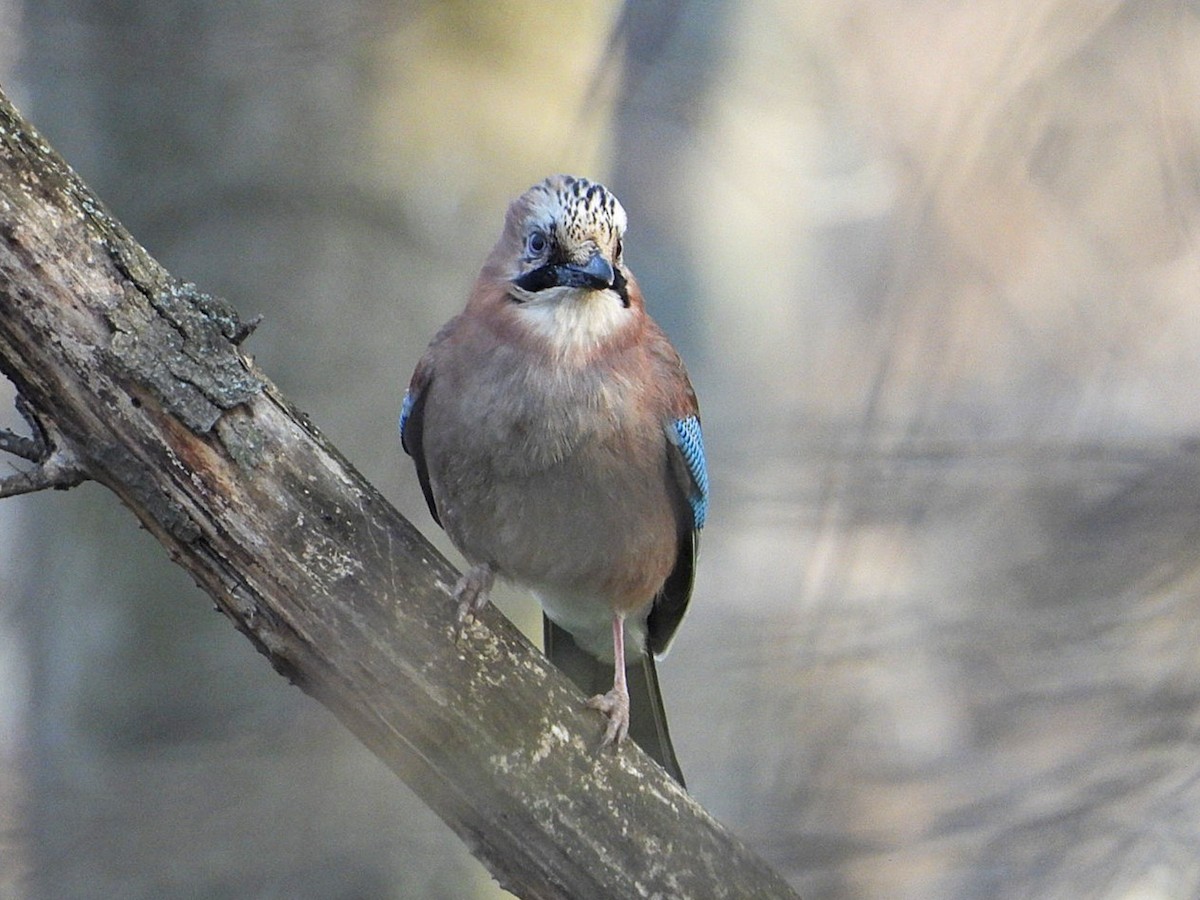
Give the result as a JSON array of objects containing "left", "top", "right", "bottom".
[{"left": 399, "top": 174, "right": 707, "bottom": 785}]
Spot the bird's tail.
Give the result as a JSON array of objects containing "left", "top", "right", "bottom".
[{"left": 543, "top": 616, "right": 685, "bottom": 786}]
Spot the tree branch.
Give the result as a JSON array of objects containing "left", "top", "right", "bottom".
[
  {"left": 0, "top": 445, "right": 87, "bottom": 497},
  {"left": 0, "top": 88, "right": 800, "bottom": 899},
  {"left": 0, "top": 394, "right": 89, "bottom": 496},
  {"left": 1, "top": 395, "right": 43, "bottom": 460},
  {"left": 0, "top": 427, "right": 41, "bottom": 461}
]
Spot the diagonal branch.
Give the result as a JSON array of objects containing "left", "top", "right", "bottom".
[{"left": 0, "top": 88, "right": 800, "bottom": 900}]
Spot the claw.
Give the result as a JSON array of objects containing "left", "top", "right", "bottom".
[
  {"left": 452, "top": 563, "right": 495, "bottom": 639},
  {"left": 587, "top": 686, "right": 631, "bottom": 747}
]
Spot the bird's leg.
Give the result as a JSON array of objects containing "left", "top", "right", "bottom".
[
  {"left": 586, "top": 614, "right": 631, "bottom": 746},
  {"left": 452, "top": 563, "right": 495, "bottom": 637}
]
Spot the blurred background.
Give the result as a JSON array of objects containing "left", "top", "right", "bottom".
[{"left": 3, "top": 1, "right": 1200, "bottom": 897}]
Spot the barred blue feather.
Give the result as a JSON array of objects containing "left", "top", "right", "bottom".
[
  {"left": 398, "top": 390, "right": 414, "bottom": 445},
  {"left": 671, "top": 415, "right": 708, "bottom": 530}
]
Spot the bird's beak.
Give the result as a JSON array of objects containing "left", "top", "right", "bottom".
[
  {"left": 512, "top": 252, "right": 615, "bottom": 294},
  {"left": 561, "top": 253, "right": 615, "bottom": 290}
]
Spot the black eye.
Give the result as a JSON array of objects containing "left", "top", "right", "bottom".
[{"left": 526, "top": 230, "right": 548, "bottom": 257}]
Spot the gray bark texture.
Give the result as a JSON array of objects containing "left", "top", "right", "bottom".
[{"left": 0, "top": 89, "right": 799, "bottom": 900}]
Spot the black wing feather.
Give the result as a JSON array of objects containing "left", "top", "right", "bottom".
[{"left": 400, "top": 384, "right": 441, "bottom": 527}]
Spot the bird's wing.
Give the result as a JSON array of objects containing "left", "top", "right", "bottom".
[
  {"left": 647, "top": 412, "right": 708, "bottom": 656},
  {"left": 668, "top": 414, "right": 709, "bottom": 531},
  {"left": 399, "top": 362, "right": 441, "bottom": 527}
]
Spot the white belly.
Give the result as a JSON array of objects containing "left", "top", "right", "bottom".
[{"left": 536, "top": 586, "right": 649, "bottom": 662}]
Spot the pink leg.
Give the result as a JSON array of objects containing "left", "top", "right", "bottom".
[{"left": 586, "top": 614, "right": 631, "bottom": 746}]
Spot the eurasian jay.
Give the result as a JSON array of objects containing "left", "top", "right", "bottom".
[{"left": 400, "top": 174, "right": 707, "bottom": 784}]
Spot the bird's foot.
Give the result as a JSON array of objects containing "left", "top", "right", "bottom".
[
  {"left": 586, "top": 686, "right": 630, "bottom": 747},
  {"left": 452, "top": 563, "right": 495, "bottom": 639}
]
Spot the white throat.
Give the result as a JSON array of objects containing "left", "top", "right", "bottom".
[{"left": 512, "top": 287, "right": 633, "bottom": 356}]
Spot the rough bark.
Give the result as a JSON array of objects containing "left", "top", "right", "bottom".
[{"left": 0, "top": 90, "right": 800, "bottom": 899}]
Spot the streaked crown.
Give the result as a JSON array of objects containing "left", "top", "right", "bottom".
[{"left": 522, "top": 174, "right": 627, "bottom": 258}]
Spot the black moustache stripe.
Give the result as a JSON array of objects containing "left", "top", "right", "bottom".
[
  {"left": 512, "top": 264, "right": 566, "bottom": 294},
  {"left": 512, "top": 263, "right": 626, "bottom": 302},
  {"left": 612, "top": 267, "right": 630, "bottom": 308}
]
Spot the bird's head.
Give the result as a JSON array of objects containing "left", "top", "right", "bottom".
[{"left": 477, "top": 175, "right": 641, "bottom": 356}]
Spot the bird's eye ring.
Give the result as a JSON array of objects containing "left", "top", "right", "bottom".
[{"left": 526, "top": 230, "right": 549, "bottom": 257}]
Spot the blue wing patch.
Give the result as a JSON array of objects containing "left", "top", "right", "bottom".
[
  {"left": 671, "top": 415, "right": 708, "bottom": 530},
  {"left": 398, "top": 390, "right": 415, "bottom": 450}
]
